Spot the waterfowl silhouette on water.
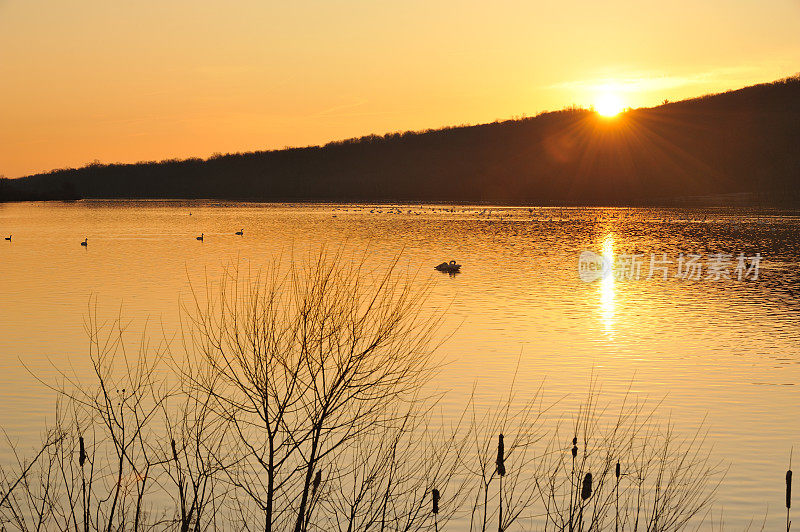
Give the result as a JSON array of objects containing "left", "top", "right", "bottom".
[
  {"left": 235, "top": 229, "right": 243, "bottom": 235},
  {"left": 80, "top": 238, "right": 88, "bottom": 246},
  {"left": 4, "top": 235, "right": 10, "bottom": 241},
  {"left": 196, "top": 233, "right": 204, "bottom": 241},
  {"left": 434, "top": 260, "right": 461, "bottom": 274}
]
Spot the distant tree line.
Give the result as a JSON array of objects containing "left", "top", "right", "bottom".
[
  {"left": 0, "top": 177, "right": 80, "bottom": 202},
  {"left": 6, "top": 76, "right": 800, "bottom": 206}
]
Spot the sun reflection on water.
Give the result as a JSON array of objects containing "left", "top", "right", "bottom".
[{"left": 600, "top": 233, "right": 615, "bottom": 337}]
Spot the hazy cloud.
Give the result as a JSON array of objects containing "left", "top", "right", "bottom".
[{"left": 548, "top": 65, "right": 778, "bottom": 94}]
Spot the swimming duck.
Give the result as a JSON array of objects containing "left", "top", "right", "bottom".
[{"left": 434, "top": 260, "right": 461, "bottom": 273}]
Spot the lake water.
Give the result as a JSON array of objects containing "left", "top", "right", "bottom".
[{"left": 1, "top": 200, "right": 799, "bottom": 528}]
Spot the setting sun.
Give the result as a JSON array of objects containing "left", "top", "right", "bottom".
[{"left": 595, "top": 93, "right": 624, "bottom": 117}]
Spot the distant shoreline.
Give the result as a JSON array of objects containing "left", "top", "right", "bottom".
[{"left": 4, "top": 194, "right": 800, "bottom": 210}]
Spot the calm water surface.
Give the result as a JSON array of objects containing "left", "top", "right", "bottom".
[{"left": 1, "top": 200, "right": 799, "bottom": 528}]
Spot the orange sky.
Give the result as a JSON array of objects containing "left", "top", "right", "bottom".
[{"left": 1, "top": 0, "right": 798, "bottom": 178}]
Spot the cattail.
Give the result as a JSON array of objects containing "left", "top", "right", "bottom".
[
  {"left": 171, "top": 439, "right": 178, "bottom": 463},
  {"left": 78, "top": 436, "right": 86, "bottom": 467},
  {"left": 431, "top": 488, "right": 440, "bottom": 514},
  {"left": 788, "top": 468, "right": 793, "bottom": 532},
  {"left": 496, "top": 434, "right": 506, "bottom": 477},
  {"left": 312, "top": 470, "right": 322, "bottom": 496},
  {"left": 572, "top": 437, "right": 578, "bottom": 459},
  {"left": 615, "top": 462, "right": 621, "bottom": 532},
  {"left": 581, "top": 473, "right": 593, "bottom": 501}
]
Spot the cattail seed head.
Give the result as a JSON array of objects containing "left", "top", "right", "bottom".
[
  {"left": 313, "top": 470, "right": 322, "bottom": 495},
  {"left": 171, "top": 439, "right": 178, "bottom": 462},
  {"left": 615, "top": 462, "right": 621, "bottom": 479},
  {"left": 496, "top": 434, "right": 506, "bottom": 477},
  {"left": 572, "top": 437, "right": 578, "bottom": 446},
  {"left": 581, "top": 473, "right": 593, "bottom": 501},
  {"left": 787, "top": 469, "right": 793, "bottom": 510},
  {"left": 432, "top": 488, "right": 440, "bottom": 514},
  {"left": 571, "top": 444, "right": 578, "bottom": 458},
  {"left": 78, "top": 436, "right": 86, "bottom": 468}
]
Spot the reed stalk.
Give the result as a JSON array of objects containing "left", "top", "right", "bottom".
[
  {"left": 579, "top": 472, "right": 592, "bottom": 532},
  {"left": 497, "top": 434, "right": 506, "bottom": 532},
  {"left": 788, "top": 468, "right": 793, "bottom": 532},
  {"left": 570, "top": 437, "right": 578, "bottom": 532},
  {"left": 432, "top": 488, "right": 440, "bottom": 532},
  {"left": 615, "top": 461, "right": 620, "bottom": 532}
]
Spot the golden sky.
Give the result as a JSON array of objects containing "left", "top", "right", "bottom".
[{"left": 1, "top": 0, "right": 798, "bottom": 178}]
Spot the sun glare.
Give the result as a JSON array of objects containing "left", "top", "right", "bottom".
[{"left": 595, "top": 93, "right": 624, "bottom": 117}]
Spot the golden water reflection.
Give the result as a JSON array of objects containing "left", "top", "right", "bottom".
[
  {"left": 600, "top": 233, "right": 615, "bottom": 337},
  {"left": 2, "top": 203, "right": 800, "bottom": 530}
]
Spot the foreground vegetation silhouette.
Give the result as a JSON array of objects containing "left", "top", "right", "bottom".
[
  {"left": 5, "top": 76, "right": 800, "bottom": 206},
  {"left": 1, "top": 254, "right": 723, "bottom": 530}
]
